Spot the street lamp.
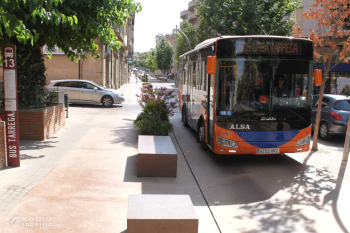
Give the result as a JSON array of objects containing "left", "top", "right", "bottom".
[{"left": 175, "top": 25, "right": 192, "bottom": 51}]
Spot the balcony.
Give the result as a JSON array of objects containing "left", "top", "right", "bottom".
[
  {"left": 180, "top": 10, "right": 188, "bottom": 20},
  {"left": 188, "top": 0, "right": 196, "bottom": 12},
  {"left": 114, "top": 24, "right": 127, "bottom": 46},
  {"left": 188, "top": 11, "right": 197, "bottom": 24},
  {"left": 122, "top": 30, "right": 133, "bottom": 51}
]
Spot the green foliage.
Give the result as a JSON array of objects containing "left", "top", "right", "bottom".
[
  {"left": 175, "top": 20, "right": 198, "bottom": 67},
  {"left": 196, "top": 0, "right": 299, "bottom": 37},
  {"left": 14, "top": 40, "right": 48, "bottom": 108},
  {"left": 155, "top": 37, "right": 173, "bottom": 71},
  {"left": 0, "top": 0, "right": 142, "bottom": 61},
  {"left": 134, "top": 112, "right": 173, "bottom": 136},
  {"left": 141, "top": 74, "right": 148, "bottom": 82},
  {"left": 138, "top": 51, "right": 157, "bottom": 72},
  {"left": 0, "top": 0, "right": 141, "bottom": 108}
]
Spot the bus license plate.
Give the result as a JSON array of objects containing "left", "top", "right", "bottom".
[{"left": 257, "top": 148, "right": 279, "bottom": 154}]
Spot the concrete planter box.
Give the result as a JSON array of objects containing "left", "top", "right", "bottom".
[
  {"left": 0, "top": 103, "right": 65, "bottom": 141},
  {"left": 137, "top": 135, "right": 177, "bottom": 177}
]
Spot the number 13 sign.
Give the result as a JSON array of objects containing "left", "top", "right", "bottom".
[{"left": 2, "top": 45, "right": 20, "bottom": 167}]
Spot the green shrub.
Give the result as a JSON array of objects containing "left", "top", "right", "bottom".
[
  {"left": 134, "top": 86, "right": 178, "bottom": 135},
  {"left": 134, "top": 112, "right": 173, "bottom": 136},
  {"left": 141, "top": 74, "right": 148, "bottom": 82}
]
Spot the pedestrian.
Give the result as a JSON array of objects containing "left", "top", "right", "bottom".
[
  {"left": 295, "top": 85, "right": 301, "bottom": 97},
  {"left": 136, "top": 73, "right": 138, "bottom": 83},
  {"left": 127, "top": 73, "right": 130, "bottom": 84},
  {"left": 331, "top": 84, "right": 338, "bottom": 94},
  {"left": 341, "top": 84, "right": 350, "bottom": 95}
]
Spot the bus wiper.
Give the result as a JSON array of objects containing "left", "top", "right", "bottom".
[
  {"left": 287, "top": 109, "right": 305, "bottom": 121},
  {"left": 228, "top": 110, "right": 259, "bottom": 121}
]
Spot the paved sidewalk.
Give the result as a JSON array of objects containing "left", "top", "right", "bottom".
[{"left": 0, "top": 116, "right": 91, "bottom": 220}]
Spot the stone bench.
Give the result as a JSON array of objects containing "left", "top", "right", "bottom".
[
  {"left": 127, "top": 194, "right": 199, "bottom": 233},
  {"left": 137, "top": 135, "right": 177, "bottom": 177}
]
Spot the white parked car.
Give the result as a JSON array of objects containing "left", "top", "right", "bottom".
[
  {"left": 137, "top": 71, "right": 145, "bottom": 77},
  {"left": 46, "top": 79, "right": 125, "bottom": 107}
]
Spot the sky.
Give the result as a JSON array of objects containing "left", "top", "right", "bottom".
[{"left": 134, "top": 0, "right": 190, "bottom": 53}]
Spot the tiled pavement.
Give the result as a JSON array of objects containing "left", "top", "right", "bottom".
[{"left": 0, "top": 122, "right": 91, "bottom": 220}]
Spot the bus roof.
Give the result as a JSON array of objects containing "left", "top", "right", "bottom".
[{"left": 181, "top": 35, "right": 312, "bottom": 56}]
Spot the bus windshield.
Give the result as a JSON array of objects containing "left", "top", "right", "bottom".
[{"left": 216, "top": 58, "right": 311, "bottom": 116}]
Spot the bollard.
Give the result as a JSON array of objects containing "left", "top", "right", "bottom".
[{"left": 64, "top": 94, "right": 69, "bottom": 118}]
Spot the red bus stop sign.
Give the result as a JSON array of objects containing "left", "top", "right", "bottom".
[{"left": 2, "top": 45, "right": 20, "bottom": 167}]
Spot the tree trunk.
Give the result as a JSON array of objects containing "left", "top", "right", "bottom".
[{"left": 311, "top": 72, "right": 328, "bottom": 151}]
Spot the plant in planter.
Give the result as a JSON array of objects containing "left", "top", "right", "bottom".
[
  {"left": 134, "top": 86, "right": 177, "bottom": 135},
  {"left": 142, "top": 82, "right": 153, "bottom": 89},
  {"left": 141, "top": 74, "right": 149, "bottom": 82}
]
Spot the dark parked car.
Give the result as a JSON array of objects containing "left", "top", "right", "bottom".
[{"left": 312, "top": 94, "right": 350, "bottom": 140}]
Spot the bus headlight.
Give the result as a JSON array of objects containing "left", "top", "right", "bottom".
[
  {"left": 296, "top": 135, "right": 311, "bottom": 147},
  {"left": 217, "top": 136, "right": 238, "bottom": 148}
]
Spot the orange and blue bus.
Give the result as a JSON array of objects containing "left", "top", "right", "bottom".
[{"left": 178, "top": 36, "right": 315, "bottom": 155}]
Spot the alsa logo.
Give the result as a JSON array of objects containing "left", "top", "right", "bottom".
[
  {"left": 229, "top": 124, "right": 250, "bottom": 130},
  {"left": 261, "top": 117, "right": 276, "bottom": 121}
]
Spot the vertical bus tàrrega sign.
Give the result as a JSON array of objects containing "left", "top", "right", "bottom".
[{"left": 2, "top": 45, "right": 20, "bottom": 167}]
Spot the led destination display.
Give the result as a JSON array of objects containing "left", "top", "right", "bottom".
[{"left": 237, "top": 40, "right": 301, "bottom": 55}]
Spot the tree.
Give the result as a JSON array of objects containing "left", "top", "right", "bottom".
[
  {"left": 293, "top": 0, "right": 350, "bottom": 151},
  {"left": 155, "top": 37, "right": 173, "bottom": 72},
  {"left": 138, "top": 51, "right": 158, "bottom": 72},
  {"left": 145, "top": 50, "right": 158, "bottom": 72},
  {"left": 0, "top": 0, "right": 141, "bottom": 108},
  {"left": 175, "top": 20, "right": 197, "bottom": 67},
  {"left": 138, "top": 53, "right": 147, "bottom": 68},
  {"left": 196, "top": 0, "right": 299, "bottom": 36}
]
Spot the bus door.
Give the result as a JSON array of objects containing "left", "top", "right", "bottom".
[
  {"left": 187, "top": 64, "right": 193, "bottom": 127},
  {"left": 208, "top": 74, "right": 215, "bottom": 149}
]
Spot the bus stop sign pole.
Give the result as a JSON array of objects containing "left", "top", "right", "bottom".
[{"left": 2, "top": 45, "right": 20, "bottom": 167}]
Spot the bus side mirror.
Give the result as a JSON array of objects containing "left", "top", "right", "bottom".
[
  {"left": 207, "top": 56, "right": 217, "bottom": 75},
  {"left": 314, "top": 69, "right": 322, "bottom": 86}
]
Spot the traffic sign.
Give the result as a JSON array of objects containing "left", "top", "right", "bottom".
[{"left": 2, "top": 45, "right": 20, "bottom": 167}]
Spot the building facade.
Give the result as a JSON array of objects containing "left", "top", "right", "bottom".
[
  {"left": 294, "top": 0, "right": 350, "bottom": 94},
  {"left": 180, "top": 0, "right": 202, "bottom": 29},
  {"left": 43, "top": 15, "right": 135, "bottom": 90}
]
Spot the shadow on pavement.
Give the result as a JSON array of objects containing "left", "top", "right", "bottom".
[
  {"left": 19, "top": 139, "right": 58, "bottom": 150},
  {"left": 20, "top": 154, "right": 45, "bottom": 160},
  {"left": 111, "top": 124, "right": 139, "bottom": 149},
  {"left": 235, "top": 162, "right": 337, "bottom": 233}
]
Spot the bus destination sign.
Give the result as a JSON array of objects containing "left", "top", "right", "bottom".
[{"left": 236, "top": 40, "right": 301, "bottom": 55}]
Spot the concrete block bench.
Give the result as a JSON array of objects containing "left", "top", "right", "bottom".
[
  {"left": 137, "top": 135, "right": 177, "bottom": 177},
  {"left": 127, "top": 194, "right": 198, "bottom": 233}
]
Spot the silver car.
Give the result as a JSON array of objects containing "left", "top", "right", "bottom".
[
  {"left": 46, "top": 79, "right": 125, "bottom": 107},
  {"left": 312, "top": 94, "right": 350, "bottom": 140}
]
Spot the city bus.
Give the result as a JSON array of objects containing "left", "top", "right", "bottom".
[{"left": 178, "top": 35, "right": 316, "bottom": 155}]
